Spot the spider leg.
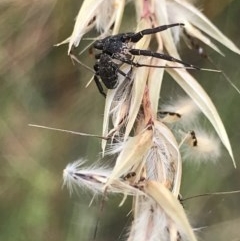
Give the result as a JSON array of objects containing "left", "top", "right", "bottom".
[
  {"left": 94, "top": 75, "right": 106, "bottom": 97},
  {"left": 116, "top": 67, "right": 132, "bottom": 80},
  {"left": 121, "top": 59, "right": 195, "bottom": 69},
  {"left": 104, "top": 54, "right": 132, "bottom": 80},
  {"left": 129, "top": 23, "right": 184, "bottom": 43},
  {"left": 129, "top": 49, "right": 199, "bottom": 69},
  {"left": 112, "top": 52, "right": 197, "bottom": 70}
]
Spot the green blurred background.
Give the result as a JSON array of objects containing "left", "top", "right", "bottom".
[{"left": 1, "top": 0, "right": 240, "bottom": 240}]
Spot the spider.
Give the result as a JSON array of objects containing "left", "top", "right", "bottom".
[{"left": 92, "top": 23, "right": 199, "bottom": 97}]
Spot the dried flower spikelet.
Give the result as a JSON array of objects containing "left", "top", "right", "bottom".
[
  {"left": 63, "top": 159, "right": 142, "bottom": 196},
  {"left": 163, "top": 0, "right": 240, "bottom": 55},
  {"left": 145, "top": 181, "right": 198, "bottom": 241},
  {"left": 102, "top": 69, "right": 128, "bottom": 150},
  {"left": 159, "top": 97, "right": 200, "bottom": 125},
  {"left": 124, "top": 58, "right": 151, "bottom": 137},
  {"left": 128, "top": 180, "right": 198, "bottom": 241},
  {"left": 147, "top": 58, "right": 165, "bottom": 115},
  {"left": 95, "top": 0, "right": 118, "bottom": 33},
  {"left": 106, "top": 128, "right": 153, "bottom": 187},
  {"left": 60, "top": 0, "right": 125, "bottom": 53},
  {"left": 127, "top": 197, "right": 169, "bottom": 241},
  {"left": 63, "top": 159, "right": 111, "bottom": 195},
  {"left": 153, "top": 0, "right": 181, "bottom": 59},
  {"left": 109, "top": 66, "right": 133, "bottom": 130},
  {"left": 144, "top": 120, "right": 181, "bottom": 195},
  {"left": 102, "top": 65, "right": 134, "bottom": 152},
  {"left": 123, "top": 20, "right": 153, "bottom": 139},
  {"left": 180, "top": 129, "right": 221, "bottom": 163}
]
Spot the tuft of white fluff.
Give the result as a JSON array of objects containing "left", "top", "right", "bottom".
[
  {"left": 63, "top": 159, "right": 142, "bottom": 197},
  {"left": 63, "top": 159, "right": 111, "bottom": 195},
  {"left": 180, "top": 129, "right": 221, "bottom": 163},
  {"left": 159, "top": 97, "right": 200, "bottom": 126},
  {"left": 128, "top": 197, "right": 168, "bottom": 241}
]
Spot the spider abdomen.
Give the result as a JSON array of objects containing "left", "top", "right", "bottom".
[{"left": 96, "top": 54, "right": 119, "bottom": 89}]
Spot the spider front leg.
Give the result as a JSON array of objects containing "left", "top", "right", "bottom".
[
  {"left": 111, "top": 53, "right": 195, "bottom": 70},
  {"left": 128, "top": 23, "right": 184, "bottom": 43},
  {"left": 94, "top": 74, "right": 106, "bottom": 97},
  {"left": 129, "top": 49, "right": 199, "bottom": 69}
]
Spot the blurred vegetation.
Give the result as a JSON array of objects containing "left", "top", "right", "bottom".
[{"left": 0, "top": 0, "right": 240, "bottom": 241}]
